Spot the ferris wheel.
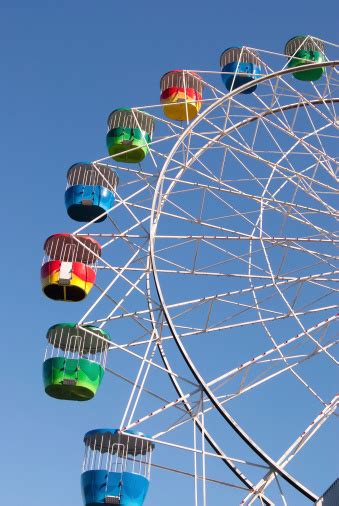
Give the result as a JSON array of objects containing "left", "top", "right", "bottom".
[{"left": 41, "top": 35, "right": 339, "bottom": 505}]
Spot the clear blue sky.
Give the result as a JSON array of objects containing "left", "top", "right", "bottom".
[{"left": 1, "top": 1, "right": 337, "bottom": 505}]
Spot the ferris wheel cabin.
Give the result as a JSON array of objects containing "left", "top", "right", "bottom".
[
  {"left": 106, "top": 109, "right": 154, "bottom": 163},
  {"left": 41, "top": 233, "right": 101, "bottom": 302},
  {"left": 81, "top": 429, "right": 154, "bottom": 506},
  {"left": 43, "top": 323, "right": 110, "bottom": 401},
  {"left": 285, "top": 35, "right": 325, "bottom": 81},
  {"left": 160, "top": 70, "right": 203, "bottom": 121},
  {"left": 65, "top": 163, "right": 119, "bottom": 222},
  {"left": 220, "top": 47, "right": 261, "bottom": 93}
]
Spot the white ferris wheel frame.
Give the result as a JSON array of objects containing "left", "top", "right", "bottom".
[
  {"left": 65, "top": 56, "right": 339, "bottom": 505},
  {"left": 148, "top": 60, "right": 339, "bottom": 504}
]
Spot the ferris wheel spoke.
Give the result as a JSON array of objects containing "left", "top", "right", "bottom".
[
  {"left": 154, "top": 234, "right": 338, "bottom": 244},
  {"left": 309, "top": 72, "right": 339, "bottom": 114},
  {"left": 248, "top": 203, "right": 334, "bottom": 398},
  {"left": 193, "top": 367, "right": 336, "bottom": 436},
  {"left": 152, "top": 270, "right": 338, "bottom": 313},
  {"left": 300, "top": 107, "right": 335, "bottom": 175},
  {"left": 116, "top": 193, "right": 338, "bottom": 252},
  {"left": 114, "top": 192, "right": 153, "bottom": 236},
  {"left": 200, "top": 313, "right": 337, "bottom": 394},
  {"left": 91, "top": 283, "right": 152, "bottom": 333},
  {"left": 98, "top": 305, "right": 199, "bottom": 388},
  {"left": 252, "top": 83, "right": 337, "bottom": 168},
  {"left": 92, "top": 242, "right": 339, "bottom": 271},
  {"left": 190, "top": 237, "right": 271, "bottom": 276},
  {"left": 188, "top": 106, "right": 337, "bottom": 196},
  {"left": 252, "top": 75, "right": 293, "bottom": 129},
  {"left": 98, "top": 167, "right": 161, "bottom": 251},
  {"left": 169, "top": 281, "right": 335, "bottom": 326},
  {"left": 321, "top": 67, "right": 338, "bottom": 116},
  {"left": 72, "top": 181, "right": 154, "bottom": 238},
  {"left": 162, "top": 172, "right": 337, "bottom": 219},
  {"left": 218, "top": 140, "right": 337, "bottom": 217},
  {"left": 194, "top": 224, "right": 334, "bottom": 280},
  {"left": 149, "top": 462, "right": 250, "bottom": 493},
  {"left": 122, "top": 387, "right": 201, "bottom": 434},
  {"left": 99, "top": 272, "right": 149, "bottom": 328},
  {"left": 197, "top": 362, "right": 329, "bottom": 425},
  {"left": 80, "top": 268, "right": 147, "bottom": 328},
  {"left": 153, "top": 325, "right": 267, "bottom": 498},
  {"left": 151, "top": 308, "right": 320, "bottom": 501},
  {"left": 102, "top": 215, "right": 151, "bottom": 249},
  {"left": 199, "top": 75, "right": 226, "bottom": 100},
  {"left": 97, "top": 160, "right": 154, "bottom": 178},
  {"left": 255, "top": 53, "right": 338, "bottom": 127},
  {"left": 212, "top": 342, "right": 336, "bottom": 408},
  {"left": 157, "top": 195, "right": 330, "bottom": 249},
  {"left": 170, "top": 163, "right": 337, "bottom": 238},
  {"left": 85, "top": 305, "right": 158, "bottom": 328},
  {"left": 161, "top": 306, "right": 336, "bottom": 341},
  {"left": 255, "top": 111, "right": 336, "bottom": 184},
  {"left": 281, "top": 241, "right": 338, "bottom": 272},
  {"left": 124, "top": 430, "right": 269, "bottom": 478},
  {"left": 163, "top": 239, "right": 338, "bottom": 275},
  {"left": 72, "top": 321, "right": 195, "bottom": 384},
  {"left": 276, "top": 395, "right": 339, "bottom": 468},
  {"left": 166, "top": 263, "right": 336, "bottom": 318},
  {"left": 124, "top": 406, "right": 272, "bottom": 476},
  {"left": 242, "top": 395, "right": 339, "bottom": 504},
  {"left": 105, "top": 366, "right": 191, "bottom": 418},
  {"left": 257, "top": 231, "right": 338, "bottom": 364},
  {"left": 120, "top": 336, "right": 159, "bottom": 430},
  {"left": 89, "top": 298, "right": 336, "bottom": 351},
  {"left": 218, "top": 90, "right": 338, "bottom": 181},
  {"left": 108, "top": 333, "right": 198, "bottom": 385}
]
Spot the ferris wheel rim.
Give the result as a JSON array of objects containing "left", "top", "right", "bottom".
[
  {"left": 152, "top": 60, "right": 339, "bottom": 180},
  {"left": 148, "top": 61, "right": 339, "bottom": 502},
  {"left": 59, "top": 59, "right": 339, "bottom": 503},
  {"left": 142, "top": 267, "right": 276, "bottom": 504}
]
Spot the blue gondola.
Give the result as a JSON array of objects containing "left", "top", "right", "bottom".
[
  {"left": 81, "top": 429, "right": 154, "bottom": 506},
  {"left": 220, "top": 47, "right": 261, "bottom": 94},
  {"left": 65, "top": 163, "right": 119, "bottom": 222}
]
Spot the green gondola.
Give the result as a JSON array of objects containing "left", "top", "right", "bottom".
[
  {"left": 43, "top": 323, "right": 110, "bottom": 401},
  {"left": 285, "top": 36, "right": 325, "bottom": 81},
  {"left": 106, "top": 108, "right": 154, "bottom": 163}
]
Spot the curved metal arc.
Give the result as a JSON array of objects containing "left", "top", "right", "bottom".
[
  {"left": 144, "top": 263, "right": 274, "bottom": 504},
  {"left": 149, "top": 247, "right": 318, "bottom": 502},
  {"left": 152, "top": 100, "right": 338, "bottom": 249},
  {"left": 157, "top": 61, "right": 339, "bottom": 180},
  {"left": 157, "top": 93, "right": 339, "bottom": 218},
  {"left": 242, "top": 396, "right": 339, "bottom": 503},
  {"left": 148, "top": 64, "right": 339, "bottom": 502}
]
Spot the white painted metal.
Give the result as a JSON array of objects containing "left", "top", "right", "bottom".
[{"left": 63, "top": 41, "right": 339, "bottom": 504}]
